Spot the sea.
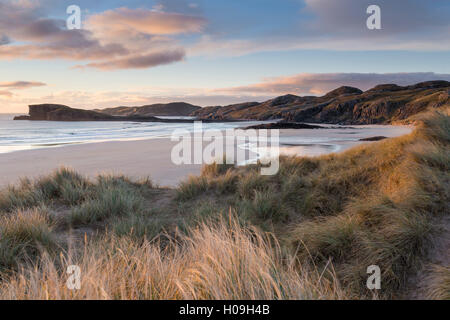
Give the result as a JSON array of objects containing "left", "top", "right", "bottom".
[
  {"left": 0, "top": 114, "right": 413, "bottom": 156},
  {"left": 0, "top": 114, "right": 260, "bottom": 154}
]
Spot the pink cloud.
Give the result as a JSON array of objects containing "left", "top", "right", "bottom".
[
  {"left": 0, "top": 81, "right": 46, "bottom": 98},
  {"left": 87, "top": 7, "right": 206, "bottom": 36},
  {"left": 0, "top": 90, "right": 13, "bottom": 97},
  {"left": 0, "top": 3, "right": 203, "bottom": 70}
]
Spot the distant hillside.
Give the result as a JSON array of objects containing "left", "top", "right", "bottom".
[
  {"left": 191, "top": 81, "right": 450, "bottom": 124},
  {"left": 13, "top": 104, "right": 229, "bottom": 123},
  {"left": 98, "top": 102, "right": 201, "bottom": 117}
]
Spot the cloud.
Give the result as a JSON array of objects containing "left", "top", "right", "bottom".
[
  {"left": 1, "top": 0, "right": 448, "bottom": 66},
  {"left": 0, "top": 90, "right": 13, "bottom": 97},
  {"left": 0, "top": 2, "right": 204, "bottom": 70},
  {"left": 87, "top": 7, "right": 206, "bottom": 36},
  {"left": 0, "top": 81, "right": 46, "bottom": 99},
  {"left": 0, "top": 81, "right": 46, "bottom": 90},
  {"left": 218, "top": 72, "right": 450, "bottom": 96},
  {"left": 77, "top": 49, "right": 185, "bottom": 70},
  {"left": 0, "top": 2, "right": 129, "bottom": 61}
]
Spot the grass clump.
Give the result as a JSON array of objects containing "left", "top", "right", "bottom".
[
  {"left": 289, "top": 214, "right": 361, "bottom": 262},
  {"left": 0, "top": 179, "right": 41, "bottom": 213},
  {"left": 69, "top": 186, "right": 144, "bottom": 226},
  {"left": 67, "top": 174, "right": 152, "bottom": 226},
  {"left": 0, "top": 208, "right": 58, "bottom": 272},
  {"left": 0, "top": 168, "right": 90, "bottom": 212},
  {"left": 237, "top": 170, "right": 269, "bottom": 199},
  {"left": 276, "top": 156, "right": 319, "bottom": 179},
  {"left": 200, "top": 161, "right": 235, "bottom": 177},
  {"left": 208, "top": 169, "right": 239, "bottom": 195},
  {"left": 111, "top": 209, "right": 172, "bottom": 240},
  {"left": 249, "top": 189, "right": 288, "bottom": 223},
  {"left": 423, "top": 265, "right": 450, "bottom": 300},
  {"left": 176, "top": 176, "right": 209, "bottom": 201}
]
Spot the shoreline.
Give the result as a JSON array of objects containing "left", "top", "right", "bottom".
[
  {"left": 0, "top": 119, "right": 414, "bottom": 155},
  {"left": 0, "top": 125, "right": 413, "bottom": 189}
]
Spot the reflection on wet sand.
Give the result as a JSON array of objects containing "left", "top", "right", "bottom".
[{"left": 279, "top": 143, "right": 340, "bottom": 157}]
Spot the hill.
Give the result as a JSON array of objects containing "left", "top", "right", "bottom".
[
  {"left": 192, "top": 81, "right": 450, "bottom": 124},
  {"left": 98, "top": 102, "right": 201, "bottom": 117}
]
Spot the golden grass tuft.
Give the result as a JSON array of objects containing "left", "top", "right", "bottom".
[
  {"left": 423, "top": 265, "right": 450, "bottom": 300},
  {"left": 0, "top": 218, "right": 346, "bottom": 300}
]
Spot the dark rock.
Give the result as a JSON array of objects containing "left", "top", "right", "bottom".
[
  {"left": 244, "top": 122, "right": 326, "bottom": 130},
  {"left": 359, "top": 136, "right": 388, "bottom": 141},
  {"left": 13, "top": 115, "right": 31, "bottom": 120}
]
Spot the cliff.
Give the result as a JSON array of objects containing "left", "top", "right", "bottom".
[{"left": 15, "top": 104, "right": 115, "bottom": 121}]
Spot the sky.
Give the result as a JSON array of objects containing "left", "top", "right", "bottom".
[{"left": 0, "top": 0, "right": 449, "bottom": 113}]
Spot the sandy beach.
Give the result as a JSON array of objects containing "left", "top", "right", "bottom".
[
  {"left": 0, "top": 125, "right": 413, "bottom": 189},
  {"left": 0, "top": 137, "right": 200, "bottom": 189}
]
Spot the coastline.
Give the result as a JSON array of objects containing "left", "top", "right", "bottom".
[{"left": 0, "top": 125, "right": 413, "bottom": 189}]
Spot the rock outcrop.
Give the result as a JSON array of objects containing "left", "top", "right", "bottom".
[{"left": 15, "top": 104, "right": 115, "bottom": 121}]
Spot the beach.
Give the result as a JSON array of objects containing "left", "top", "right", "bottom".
[
  {"left": 0, "top": 137, "right": 200, "bottom": 188},
  {"left": 0, "top": 125, "right": 413, "bottom": 188}
]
